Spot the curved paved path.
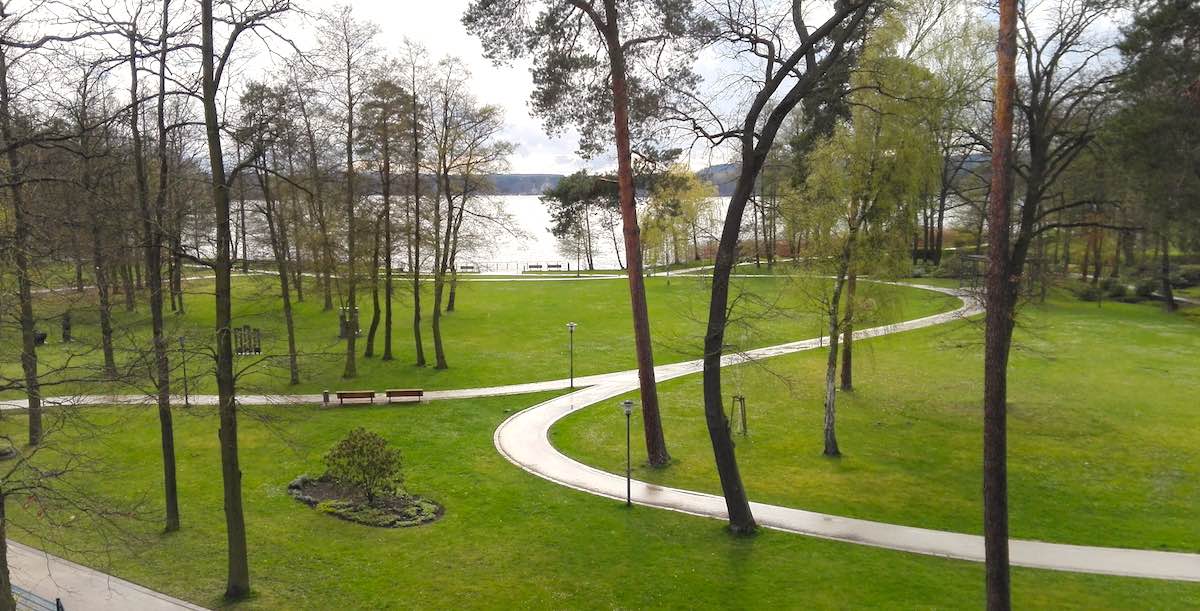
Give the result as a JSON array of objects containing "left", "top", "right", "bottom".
[{"left": 493, "top": 283, "right": 1200, "bottom": 583}]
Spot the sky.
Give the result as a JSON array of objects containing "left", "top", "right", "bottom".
[{"left": 346, "top": 0, "right": 594, "bottom": 175}]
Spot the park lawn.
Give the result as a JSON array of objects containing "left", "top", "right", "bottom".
[
  {"left": 1, "top": 398, "right": 1196, "bottom": 609},
  {"left": 552, "top": 293, "right": 1200, "bottom": 553},
  {"left": 1, "top": 273, "right": 958, "bottom": 398}
]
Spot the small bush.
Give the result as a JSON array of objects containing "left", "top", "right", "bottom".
[{"left": 324, "top": 428, "right": 403, "bottom": 503}]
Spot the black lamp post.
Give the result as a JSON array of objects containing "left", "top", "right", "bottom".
[
  {"left": 622, "top": 399, "right": 633, "bottom": 507},
  {"left": 178, "top": 335, "right": 190, "bottom": 408},
  {"left": 567, "top": 322, "right": 577, "bottom": 388}
]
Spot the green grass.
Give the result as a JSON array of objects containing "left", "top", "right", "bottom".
[
  {"left": 3, "top": 397, "right": 1196, "bottom": 609},
  {"left": 2, "top": 274, "right": 957, "bottom": 397},
  {"left": 553, "top": 293, "right": 1200, "bottom": 553}
]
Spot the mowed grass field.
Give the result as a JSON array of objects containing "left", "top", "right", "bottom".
[
  {"left": 0, "top": 272, "right": 958, "bottom": 397},
  {"left": 2, "top": 395, "right": 1196, "bottom": 609},
  {"left": 553, "top": 292, "right": 1200, "bottom": 553}
]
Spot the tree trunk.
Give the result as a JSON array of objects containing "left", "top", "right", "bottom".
[
  {"left": 0, "top": 497, "right": 13, "bottom": 611},
  {"left": 364, "top": 215, "right": 382, "bottom": 357},
  {"left": 1061, "top": 227, "right": 1071, "bottom": 275},
  {"left": 1159, "top": 233, "right": 1177, "bottom": 312},
  {"left": 91, "top": 224, "right": 118, "bottom": 378},
  {"left": 840, "top": 271, "right": 857, "bottom": 392},
  {"left": 1091, "top": 230, "right": 1103, "bottom": 284},
  {"left": 0, "top": 46, "right": 42, "bottom": 446},
  {"left": 382, "top": 132, "right": 394, "bottom": 361},
  {"left": 342, "top": 60, "right": 358, "bottom": 379},
  {"left": 431, "top": 158, "right": 453, "bottom": 369},
  {"left": 602, "top": 0, "right": 669, "bottom": 467},
  {"left": 411, "top": 93, "right": 426, "bottom": 367},
  {"left": 823, "top": 230, "right": 856, "bottom": 456},
  {"left": 134, "top": 16, "right": 180, "bottom": 531},
  {"left": 934, "top": 187, "right": 948, "bottom": 265},
  {"left": 121, "top": 260, "right": 136, "bottom": 311},
  {"left": 258, "top": 168, "right": 301, "bottom": 385},
  {"left": 1080, "top": 233, "right": 1091, "bottom": 281},
  {"left": 446, "top": 191, "right": 467, "bottom": 313},
  {"left": 201, "top": 0, "right": 250, "bottom": 597},
  {"left": 701, "top": 172, "right": 757, "bottom": 535},
  {"left": 983, "top": 0, "right": 1018, "bottom": 605}
]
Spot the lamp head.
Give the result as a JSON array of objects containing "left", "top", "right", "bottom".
[
  {"left": 621, "top": 399, "right": 634, "bottom": 416},
  {"left": 567, "top": 322, "right": 577, "bottom": 331}
]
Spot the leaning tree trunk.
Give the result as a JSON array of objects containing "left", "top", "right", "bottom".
[
  {"left": 259, "top": 170, "right": 300, "bottom": 385},
  {"left": 601, "top": 0, "right": 669, "bottom": 466},
  {"left": 446, "top": 194, "right": 467, "bottom": 312},
  {"left": 983, "top": 0, "right": 1019, "bottom": 606},
  {"left": 823, "top": 232, "right": 856, "bottom": 457},
  {"left": 200, "top": 0, "right": 250, "bottom": 597},
  {"left": 431, "top": 178, "right": 453, "bottom": 369},
  {"left": 364, "top": 215, "right": 382, "bottom": 357}
]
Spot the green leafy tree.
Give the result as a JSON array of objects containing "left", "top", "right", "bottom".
[
  {"left": 803, "top": 13, "right": 941, "bottom": 455},
  {"left": 1112, "top": 0, "right": 1200, "bottom": 310},
  {"left": 325, "top": 428, "right": 405, "bottom": 504}
]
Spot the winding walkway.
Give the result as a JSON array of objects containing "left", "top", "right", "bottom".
[{"left": 493, "top": 283, "right": 1200, "bottom": 583}]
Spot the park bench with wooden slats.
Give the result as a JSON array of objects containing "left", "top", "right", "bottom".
[
  {"left": 546, "top": 263, "right": 562, "bottom": 270},
  {"left": 335, "top": 390, "right": 376, "bottom": 405},
  {"left": 526, "top": 264, "right": 542, "bottom": 271},
  {"left": 385, "top": 389, "right": 424, "bottom": 403},
  {"left": 459, "top": 264, "right": 477, "bottom": 272}
]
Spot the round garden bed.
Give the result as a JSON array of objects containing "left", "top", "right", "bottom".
[{"left": 288, "top": 474, "right": 443, "bottom": 528}]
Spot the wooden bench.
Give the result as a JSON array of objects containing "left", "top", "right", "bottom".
[
  {"left": 526, "top": 264, "right": 542, "bottom": 271},
  {"left": 385, "top": 389, "right": 424, "bottom": 403},
  {"left": 546, "top": 263, "right": 563, "bottom": 270},
  {"left": 335, "top": 390, "right": 376, "bottom": 405},
  {"left": 459, "top": 264, "right": 477, "bottom": 273}
]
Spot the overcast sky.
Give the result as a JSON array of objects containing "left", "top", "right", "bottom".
[{"left": 345, "top": 0, "right": 596, "bottom": 175}]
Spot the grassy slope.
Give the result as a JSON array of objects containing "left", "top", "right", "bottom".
[
  {"left": 3, "top": 398, "right": 1195, "bottom": 610},
  {"left": 2, "top": 274, "right": 956, "bottom": 397},
  {"left": 553, "top": 294, "right": 1200, "bottom": 552}
]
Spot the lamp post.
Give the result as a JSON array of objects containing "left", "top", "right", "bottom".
[
  {"left": 566, "top": 322, "right": 577, "bottom": 388},
  {"left": 178, "top": 336, "right": 190, "bottom": 408},
  {"left": 622, "top": 399, "right": 633, "bottom": 507}
]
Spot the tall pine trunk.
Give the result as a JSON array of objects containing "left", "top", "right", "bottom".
[
  {"left": 983, "top": 0, "right": 1018, "bottom": 605},
  {"left": 602, "top": 0, "right": 669, "bottom": 466}
]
